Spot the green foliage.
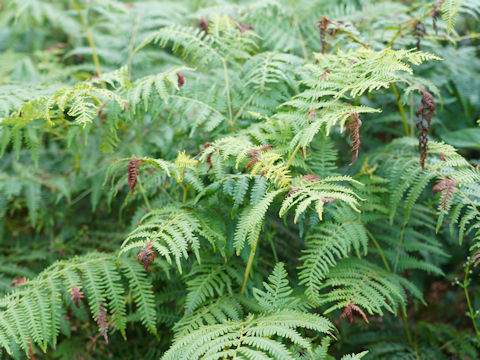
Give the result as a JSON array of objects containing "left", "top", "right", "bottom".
[{"left": 1, "top": 0, "right": 480, "bottom": 358}]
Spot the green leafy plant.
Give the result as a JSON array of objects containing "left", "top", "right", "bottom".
[{"left": 1, "top": 0, "right": 479, "bottom": 359}]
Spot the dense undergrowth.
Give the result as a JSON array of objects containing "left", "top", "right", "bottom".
[{"left": 1, "top": 0, "right": 480, "bottom": 359}]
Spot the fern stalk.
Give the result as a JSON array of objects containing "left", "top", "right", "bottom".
[
  {"left": 222, "top": 60, "right": 234, "bottom": 131},
  {"left": 72, "top": 0, "right": 102, "bottom": 76},
  {"left": 241, "top": 241, "right": 258, "bottom": 294},
  {"left": 391, "top": 83, "right": 410, "bottom": 137},
  {"left": 462, "top": 260, "right": 480, "bottom": 339}
]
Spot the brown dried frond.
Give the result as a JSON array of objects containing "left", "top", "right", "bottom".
[
  {"left": 127, "top": 158, "right": 141, "bottom": 195},
  {"left": 245, "top": 145, "right": 274, "bottom": 171},
  {"left": 339, "top": 302, "right": 369, "bottom": 325},
  {"left": 286, "top": 185, "right": 301, "bottom": 197},
  {"left": 199, "top": 18, "right": 209, "bottom": 34},
  {"left": 137, "top": 241, "right": 157, "bottom": 272},
  {"left": 236, "top": 22, "right": 254, "bottom": 33},
  {"left": 413, "top": 21, "right": 426, "bottom": 50},
  {"left": 203, "top": 142, "right": 214, "bottom": 172},
  {"left": 415, "top": 85, "right": 435, "bottom": 169},
  {"left": 314, "top": 17, "right": 331, "bottom": 54},
  {"left": 346, "top": 112, "right": 362, "bottom": 165},
  {"left": 301, "top": 174, "right": 320, "bottom": 183},
  {"left": 176, "top": 73, "right": 185, "bottom": 88},
  {"left": 260, "top": 144, "right": 274, "bottom": 152},
  {"left": 97, "top": 103, "right": 107, "bottom": 120},
  {"left": 432, "top": 178, "right": 458, "bottom": 210},
  {"left": 70, "top": 286, "right": 84, "bottom": 309},
  {"left": 94, "top": 303, "right": 109, "bottom": 344},
  {"left": 28, "top": 339, "right": 36, "bottom": 360},
  {"left": 10, "top": 276, "right": 26, "bottom": 287},
  {"left": 246, "top": 150, "right": 260, "bottom": 171},
  {"left": 321, "top": 68, "right": 331, "bottom": 81}
]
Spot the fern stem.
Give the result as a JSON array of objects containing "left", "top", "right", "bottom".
[
  {"left": 391, "top": 83, "right": 410, "bottom": 137},
  {"left": 286, "top": 143, "right": 302, "bottom": 170},
  {"left": 222, "top": 59, "right": 234, "bottom": 130},
  {"left": 182, "top": 184, "right": 190, "bottom": 203},
  {"left": 232, "top": 324, "right": 245, "bottom": 359},
  {"left": 287, "top": 0, "right": 308, "bottom": 60},
  {"left": 393, "top": 219, "right": 408, "bottom": 273},
  {"left": 462, "top": 261, "right": 480, "bottom": 339},
  {"left": 401, "top": 308, "right": 418, "bottom": 359},
  {"left": 409, "top": 91, "right": 415, "bottom": 138},
  {"left": 72, "top": 0, "right": 102, "bottom": 76},
  {"left": 241, "top": 241, "right": 258, "bottom": 294},
  {"left": 366, "top": 229, "right": 391, "bottom": 272},
  {"left": 127, "top": 16, "right": 141, "bottom": 78}
]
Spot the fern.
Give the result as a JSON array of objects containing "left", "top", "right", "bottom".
[
  {"left": 441, "top": 0, "right": 463, "bottom": 34},
  {"left": 162, "top": 311, "right": 332, "bottom": 360},
  {"left": 0, "top": 253, "right": 156, "bottom": 357},
  {"left": 299, "top": 206, "right": 369, "bottom": 303},
  {"left": 316, "top": 258, "right": 423, "bottom": 316}
]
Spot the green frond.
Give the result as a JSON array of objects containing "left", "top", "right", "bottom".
[
  {"left": 441, "top": 0, "right": 463, "bottom": 34},
  {"left": 279, "top": 176, "right": 362, "bottom": 222},
  {"left": 120, "top": 205, "right": 201, "bottom": 272},
  {"left": 317, "top": 258, "right": 422, "bottom": 315},
  {"left": 174, "top": 296, "right": 243, "bottom": 337},
  {"left": 234, "top": 188, "right": 285, "bottom": 254},
  {"left": 184, "top": 258, "right": 243, "bottom": 312},
  {"left": 253, "top": 262, "right": 299, "bottom": 313},
  {"left": 299, "top": 207, "right": 368, "bottom": 303},
  {"left": 128, "top": 66, "right": 193, "bottom": 110},
  {"left": 0, "top": 253, "right": 156, "bottom": 357},
  {"left": 162, "top": 310, "right": 332, "bottom": 360}
]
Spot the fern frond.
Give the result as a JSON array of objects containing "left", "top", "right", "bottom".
[
  {"left": 316, "top": 258, "right": 423, "bottom": 315},
  {"left": 162, "top": 310, "right": 332, "bottom": 360},
  {"left": 299, "top": 207, "right": 369, "bottom": 303},
  {"left": 0, "top": 253, "right": 156, "bottom": 357},
  {"left": 253, "top": 262, "right": 299, "bottom": 313}
]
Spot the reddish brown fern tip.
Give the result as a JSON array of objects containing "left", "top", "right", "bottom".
[
  {"left": 339, "top": 302, "right": 369, "bottom": 325},
  {"left": 95, "top": 303, "right": 109, "bottom": 344},
  {"left": 199, "top": 18, "right": 209, "bottom": 34},
  {"left": 177, "top": 72, "right": 185, "bottom": 88},
  {"left": 432, "top": 178, "right": 458, "bottom": 210},
  {"left": 415, "top": 85, "right": 435, "bottom": 169},
  {"left": 315, "top": 17, "right": 331, "bottom": 54},
  {"left": 70, "top": 285, "right": 84, "bottom": 309},
  {"left": 137, "top": 242, "right": 157, "bottom": 272},
  {"left": 10, "top": 276, "right": 26, "bottom": 287},
  {"left": 127, "top": 158, "right": 141, "bottom": 195},
  {"left": 346, "top": 112, "right": 362, "bottom": 165}
]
